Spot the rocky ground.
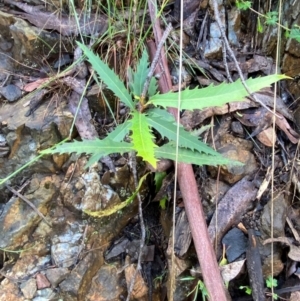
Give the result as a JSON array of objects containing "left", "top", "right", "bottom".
[{"left": 0, "top": 0, "right": 300, "bottom": 301}]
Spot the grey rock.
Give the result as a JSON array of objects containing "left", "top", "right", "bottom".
[{"left": 0, "top": 84, "right": 22, "bottom": 102}]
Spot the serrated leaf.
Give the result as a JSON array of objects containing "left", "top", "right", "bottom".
[
  {"left": 41, "top": 138, "right": 133, "bottom": 157},
  {"left": 146, "top": 115, "right": 219, "bottom": 155},
  {"left": 130, "top": 111, "right": 157, "bottom": 167},
  {"left": 148, "top": 77, "right": 158, "bottom": 97},
  {"left": 132, "top": 49, "right": 149, "bottom": 97},
  {"left": 77, "top": 42, "right": 135, "bottom": 110},
  {"left": 106, "top": 120, "right": 132, "bottom": 141},
  {"left": 148, "top": 107, "right": 176, "bottom": 122},
  {"left": 85, "top": 153, "right": 104, "bottom": 168},
  {"left": 148, "top": 74, "right": 289, "bottom": 110},
  {"left": 154, "top": 172, "right": 166, "bottom": 192},
  {"left": 155, "top": 143, "right": 242, "bottom": 166}
]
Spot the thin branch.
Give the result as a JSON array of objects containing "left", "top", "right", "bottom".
[{"left": 140, "top": 23, "right": 173, "bottom": 101}]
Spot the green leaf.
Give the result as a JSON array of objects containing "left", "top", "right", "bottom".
[
  {"left": 257, "top": 17, "right": 263, "bottom": 33},
  {"left": 146, "top": 115, "right": 220, "bottom": 156},
  {"left": 236, "top": 0, "right": 252, "bottom": 10},
  {"left": 289, "top": 26, "right": 300, "bottom": 43},
  {"left": 159, "top": 196, "right": 168, "bottom": 210},
  {"left": 130, "top": 111, "right": 157, "bottom": 167},
  {"left": 77, "top": 42, "right": 135, "bottom": 110},
  {"left": 148, "top": 75, "right": 289, "bottom": 110},
  {"left": 266, "top": 276, "right": 278, "bottom": 289},
  {"left": 265, "top": 11, "right": 278, "bottom": 26},
  {"left": 154, "top": 171, "right": 166, "bottom": 192},
  {"left": 132, "top": 49, "right": 149, "bottom": 97},
  {"left": 148, "top": 107, "right": 176, "bottom": 121},
  {"left": 239, "top": 286, "right": 252, "bottom": 295},
  {"left": 41, "top": 138, "right": 133, "bottom": 157},
  {"left": 106, "top": 120, "right": 132, "bottom": 141},
  {"left": 155, "top": 143, "right": 241, "bottom": 166},
  {"left": 148, "top": 77, "right": 158, "bottom": 97}
]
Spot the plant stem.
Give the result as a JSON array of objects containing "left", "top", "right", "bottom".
[
  {"left": 140, "top": 23, "right": 173, "bottom": 104},
  {"left": 147, "top": 1, "right": 230, "bottom": 300}
]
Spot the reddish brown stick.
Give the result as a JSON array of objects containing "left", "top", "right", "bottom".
[{"left": 147, "top": 2, "right": 229, "bottom": 300}]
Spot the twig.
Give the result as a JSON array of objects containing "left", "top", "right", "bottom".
[
  {"left": 246, "top": 229, "right": 265, "bottom": 301},
  {"left": 6, "top": 184, "right": 51, "bottom": 227},
  {"left": 211, "top": 0, "right": 282, "bottom": 119},
  {"left": 125, "top": 152, "right": 146, "bottom": 301},
  {"left": 222, "top": 41, "right": 233, "bottom": 83},
  {"left": 140, "top": 23, "right": 173, "bottom": 101}
]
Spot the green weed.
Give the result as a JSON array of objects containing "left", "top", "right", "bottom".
[{"left": 42, "top": 45, "right": 286, "bottom": 170}]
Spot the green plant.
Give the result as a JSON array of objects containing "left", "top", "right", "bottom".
[
  {"left": 41, "top": 44, "right": 286, "bottom": 171},
  {"left": 181, "top": 276, "right": 209, "bottom": 301},
  {"left": 37, "top": 44, "right": 287, "bottom": 218},
  {"left": 236, "top": 0, "right": 300, "bottom": 42},
  {"left": 239, "top": 285, "right": 252, "bottom": 295},
  {"left": 239, "top": 276, "right": 279, "bottom": 299},
  {"left": 266, "top": 276, "right": 279, "bottom": 300}
]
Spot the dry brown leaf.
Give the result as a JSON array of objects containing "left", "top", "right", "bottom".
[
  {"left": 220, "top": 259, "right": 246, "bottom": 283},
  {"left": 24, "top": 78, "right": 50, "bottom": 92},
  {"left": 256, "top": 166, "right": 272, "bottom": 200},
  {"left": 257, "top": 127, "right": 276, "bottom": 147},
  {"left": 264, "top": 237, "right": 300, "bottom": 261},
  {"left": 275, "top": 113, "right": 299, "bottom": 144}
]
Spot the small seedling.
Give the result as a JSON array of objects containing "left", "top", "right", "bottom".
[
  {"left": 239, "top": 285, "right": 252, "bottom": 295},
  {"left": 239, "top": 276, "right": 279, "bottom": 299},
  {"left": 266, "top": 276, "right": 279, "bottom": 300},
  {"left": 39, "top": 44, "right": 286, "bottom": 216},
  {"left": 236, "top": 0, "right": 300, "bottom": 43},
  {"left": 181, "top": 276, "right": 209, "bottom": 301},
  {"left": 236, "top": 0, "right": 252, "bottom": 11}
]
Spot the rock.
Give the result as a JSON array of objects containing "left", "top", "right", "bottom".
[
  {"left": 20, "top": 278, "right": 37, "bottom": 299},
  {"left": 204, "top": 21, "right": 223, "bottom": 58},
  {"left": 227, "top": 7, "right": 241, "bottom": 46},
  {"left": 260, "top": 192, "right": 288, "bottom": 239},
  {"left": 45, "top": 267, "right": 70, "bottom": 287},
  {"left": 0, "top": 95, "right": 72, "bottom": 188},
  {"left": 0, "top": 84, "right": 22, "bottom": 102},
  {"left": 80, "top": 166, "right": 121, "bottom": 212},
  {"left": 259, "top": 193, "right": 288, "bottom": 277},
  {"left": 51, "top": 222, "right": 84, "bottom": 268},
  {"left": 208, "top": 134, "right": 257, "bottom": 184},
  {"left": 231, "top": 121, "right": 244, "bottom": 136},
  {"left": 59, "top": 251, "right": 103, "bottom": 300},
  {"left": 124, "top": 263, "right": 148, "bottom": 299},
  {"left": 0, "top": 176, "right": 56, "bottom": 249},
  {"left": 222, "top": 228, "right": 248, "bottom": 263},
  {"left": 201, "top": 178, "right": 230, "bottom": 217},
  {"left": 36, "top": 273, "right": 51, "bottom": 289},
  {"left": 5, "top": 255, "right": 51, "bottom": 282},
  {"left": 86, "top": 265, "right": 125, "bottom": 301},
  {"left": 0, "top": 279, "right": 25, "bottom": 301},
  {"left": 32, "top": 288, "right": 57, "bottom": 301}
]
